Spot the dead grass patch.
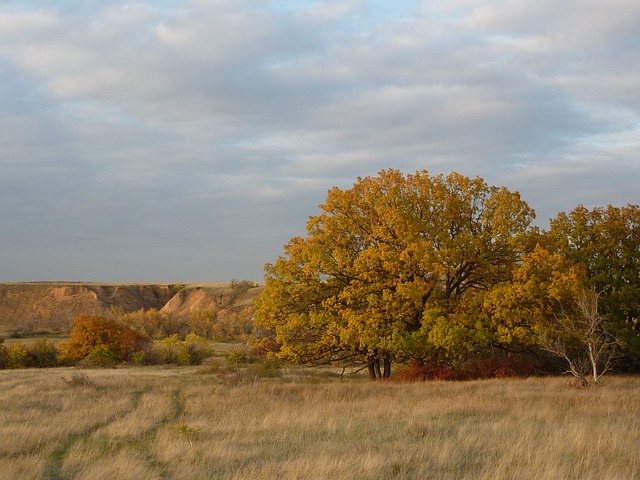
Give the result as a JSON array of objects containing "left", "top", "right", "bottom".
[{"left": 0, "top": 368, "right": 638, "bottom": 479}]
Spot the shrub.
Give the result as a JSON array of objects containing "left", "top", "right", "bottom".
[
  {"left": 250, "top": 357, "right": 282, "bottom": 378},
  {"left": 397, "top": 357, "right": 549, "bottom": 382},
  {"left": 61, "top": 371, "right": 96, "bottom": 388},
  {"left": 153, "top": 334, "right": 215, "bottom": 366},
  {"left": 130, "top": 351, "right": 146, "bottom": 365},
  {"left": 81, "top": 345, "right": 120, "bottom": 368},
  {"left": 29, "top": 339, "right": 59, "bottom": 368},
  {"left": 6, "top": 343, "right": 29, "bottom": 369},
  {"left": 153, "top": 334, "right": 182, "bottom": 364},
  {"left": 181, "top": 333, "right": 215, "bottom": 365},
  {"left": 59, "top": 315, "right": 149, "bottom": 365},
  {"left": 224, "top": 349, "right": 250, "bottom": 365},
  {"left": 230, "top": 279, "right": 255, "bottom": 293}
]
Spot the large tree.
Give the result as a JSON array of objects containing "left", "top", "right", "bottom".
[{"left": 254, "top": 170, "right": 535, "bottom": 378}]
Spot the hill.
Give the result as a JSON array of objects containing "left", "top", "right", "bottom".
[{"left": 0, "top": 282, "right": 263, "bottom": 336}]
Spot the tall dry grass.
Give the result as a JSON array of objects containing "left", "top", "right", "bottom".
[{"left": 0, "top": 367, "right": 638, "bottom": 479}]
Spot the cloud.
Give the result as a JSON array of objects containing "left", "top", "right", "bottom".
[{"left": 0, "top": 0, "right": 638, "bottom": 281}]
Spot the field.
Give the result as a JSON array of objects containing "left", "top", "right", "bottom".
[{"left": 0, "top": 368, "right": 639, "bottom": 480}]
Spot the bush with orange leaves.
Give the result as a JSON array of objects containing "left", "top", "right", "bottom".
[{"left": 59, "top": 314, "right": 149, "bottom": 366}]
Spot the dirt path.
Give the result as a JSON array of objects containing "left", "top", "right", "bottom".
[{"left": 42, "top": 385, "right": 160, "bottom": 479}]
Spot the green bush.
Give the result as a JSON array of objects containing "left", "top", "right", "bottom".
[
  {"left": 153, "top": 334, "right": 215, "bottom": 366},
  {"left": 154, "top": 334, "right": 182, "bottom": 364},
  {"left": 6, "top": 343, "right": 29, "bottom": 369},
  {"left": 255, "top": 357, "right": 282, "bottom": 378},
  {"left": 224, "top": 349, "right": 250, "bottom": 365},
  {"left": 130, "top": 351, "right": 146, "bottom": 365},
  {"left": 180, "top": 333, "right": 215, "bottom": 365},
  {"left": 81, "top": 345, "right": 120, "bottom": 368},
  {"left": 29, "top": 339, "right": 59, "bottom": 368}
]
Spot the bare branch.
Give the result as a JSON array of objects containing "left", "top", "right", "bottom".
[{"left": 537, "top": 288, "right": 619, "bottom": 385}]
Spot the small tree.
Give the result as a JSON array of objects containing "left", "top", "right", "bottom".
[
  {"left": 538, "top": 289, "right": 619, "bottom": 385},
  {"left": 189, "top": 308, "right": 218, "bottom": 340},
  {"left": 59, "top": 315, "right": 149, "bottom": 365}
]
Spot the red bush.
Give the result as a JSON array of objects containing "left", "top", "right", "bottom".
[{"left": 397, "top": 357, "right": 548, "bottom": 382}]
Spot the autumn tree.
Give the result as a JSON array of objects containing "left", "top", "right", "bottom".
[
  {"left": 59, "top": 315, "right": 149, "bottom": 365},
  {"left": 113, "top": 308, "right": 188, "bottom": 339},
  {"left": 254, "top": 170, "right": 535, "bottom": 379},
  {"left": 189, "top": 308, "right": 219, "bottom": 340}
]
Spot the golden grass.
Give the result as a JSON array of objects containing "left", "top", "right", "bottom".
[{"left": 0, "top": 367, "right": 638, "bottom": 479}]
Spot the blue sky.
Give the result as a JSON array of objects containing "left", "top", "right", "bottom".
[{"left": 1, "top": 0, "right": 639, "bottom": 282}]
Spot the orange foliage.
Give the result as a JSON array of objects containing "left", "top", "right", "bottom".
[{"left": 59, "top": 314, "right": 149, "bottom": 363}]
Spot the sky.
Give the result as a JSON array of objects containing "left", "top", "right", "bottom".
[{"left": 1, "top": 0, "right": 639, "bottom": 283}]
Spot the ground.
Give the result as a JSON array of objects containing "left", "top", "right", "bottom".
[{"left": 0, "top": 366, "right": 638, "bottom": 479}]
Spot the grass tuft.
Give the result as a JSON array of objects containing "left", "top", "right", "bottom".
[{"left": 61, "top": 371, "right": 96, "bottom": 388}]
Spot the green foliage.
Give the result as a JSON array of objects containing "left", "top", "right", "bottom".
[
  {"left": 224, "top": 349, "right": 250, "bottom": 365},
  {"left": 153, "top": 334, "right": 182, "bottom": 364},
  {"left": 545, "top": 204, "right": 640, "bottom": 359},
  {"left": 81, "top": 345, "right": 120, "bottom": 368},
  {"left": 5, "top": 342, "right": 29, "bottom": 369},
  {"left": 29, "top": 339, "right": 59, "bottom": 368},
  {"left": 130, "top": 351, "right": 146, "bottom": 365},
  {"left": 153, "top": 334, "right": 215, "bottom": 366},
  {"left": 209, "top": 353, "right": 282, "bottom": 385},
  {"left": 253, "top": 357, "right": 283, "bottom": 378},
  {"left": 181, "top": 333, "right": 215, "bottom": 365},
  {"left": 0, "top": 339, "right": 59, "bottom": 369}
]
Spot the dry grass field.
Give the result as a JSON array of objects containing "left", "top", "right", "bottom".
[{"left": 0, "top": 367, "right": 638, "bottom": 480}]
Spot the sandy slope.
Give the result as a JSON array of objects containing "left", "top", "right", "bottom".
[{"left": 0, "top": 282, "right": 263, "bottom": 335}]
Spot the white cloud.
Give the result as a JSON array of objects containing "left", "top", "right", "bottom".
[{"left": 0, "top": 0, "right": 638, "bottom": 281}]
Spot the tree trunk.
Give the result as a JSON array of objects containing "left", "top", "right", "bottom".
[
  {"left": 367, "top": 357, "right": 391, "bottom": 380},
  {"left": 383, "top": 358, "right": 391, "bottom": 379},
  {"left": 373, "top": 358, "right": 382, "bottom": 379},
  {"left": 368, "top": 359, "right": 377, "bottom": 380}
]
